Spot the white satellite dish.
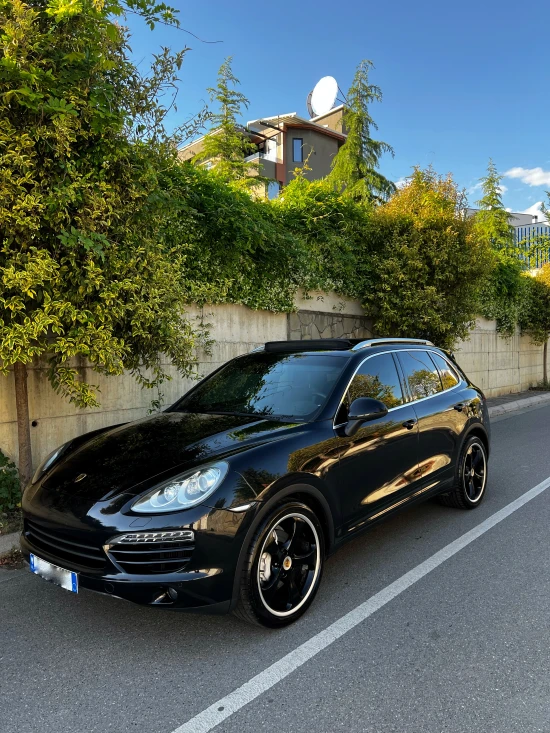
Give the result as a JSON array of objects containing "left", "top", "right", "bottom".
[{"left": 309, "top": 76, "right": 338, "bottom": 117}]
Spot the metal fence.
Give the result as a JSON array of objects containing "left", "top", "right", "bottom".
[{"left": 514, "top": 225, "right": 550, "bottom": 269}]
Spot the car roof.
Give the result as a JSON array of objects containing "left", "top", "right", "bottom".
[{"left": 262, "top": 338, "right": 437, "bottom": 355}]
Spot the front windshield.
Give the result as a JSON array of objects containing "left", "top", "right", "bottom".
[{"left": 172, "top": 352, "right": 348, "bottom": 420}]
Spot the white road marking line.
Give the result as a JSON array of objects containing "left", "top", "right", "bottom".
[{"left": 173, "top": 476, "right": 550, "bottom": 733}]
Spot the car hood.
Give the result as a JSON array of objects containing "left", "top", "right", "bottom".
[{"left": 35, "top": 412, "right": 300, "bottom": 511}]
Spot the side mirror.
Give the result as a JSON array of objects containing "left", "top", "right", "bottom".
[{"left": 345, "top": 397, "right": 388, "bottom": 437}]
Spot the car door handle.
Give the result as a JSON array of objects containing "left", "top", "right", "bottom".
[
  {"left": 453, "top": 403, "right": 466, "bottom": 412},
  {"left": 402, "top": 419, "right": 417, "bottom": 430}
]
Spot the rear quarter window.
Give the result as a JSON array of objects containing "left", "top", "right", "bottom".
[{"left": 429, "top": 352, "right": 461, "bottom": 390}]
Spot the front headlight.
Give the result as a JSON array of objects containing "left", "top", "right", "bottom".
[
  {"left": 32, "top": 441, "right": 73, "bottom": 484},
  {"left": 132, "top": 462, "right": 229, "bottom": 514}
]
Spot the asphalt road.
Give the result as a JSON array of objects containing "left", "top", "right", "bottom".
[{"left": 2, "top": 404, "right": 550, "bottom": 733}]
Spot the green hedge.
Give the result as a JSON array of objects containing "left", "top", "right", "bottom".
[
  {"left": 0, "top": 451, "right": 21, "bottom": 513},
  {"left": 163, "top": 165, "right": 493, "bottom": 350}
]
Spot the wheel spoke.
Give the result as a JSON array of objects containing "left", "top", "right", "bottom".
[
  {"left": 292, "top": 543, "right": 317, "bottom": 563},
  {"left": 260, "top": 565, "right": 282, "bottom": 594},
  {"left": 467, "top": 478, "right": 476, "bottom": 499},
  {"left": 287, "top": 571, "right": 302, "bottom": 608},
  {"left": 288, "top": 521, "right": 308, "bottom": 556},
  {"left": 281, "top": 518, "right": 298, "bottom": 551},
  {"left": 261, "top": 574, "right": 284, "bottom": 604},
  {"left": 472, "top": 450, "right": 484, "bottom": 468}
]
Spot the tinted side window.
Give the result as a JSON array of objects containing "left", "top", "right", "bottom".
[
  {"left": 430, "top": 352, "right": 460, "bottom": 390},
  {"left": 348, "top": 353, "right": 405, "bottom": 410},
  {"left": 398, "top": 350, "right": 443, "bottom": 400}
]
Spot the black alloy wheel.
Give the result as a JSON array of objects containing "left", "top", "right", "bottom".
[
  {"left": 463, "top": 442, "right": 486, "bottom": 502},
  {"left": 438, "top": 436, "right": 488, "bottom": 509},
  {"left": 234, "top": 502, "right": 324, "bottom": 627}
]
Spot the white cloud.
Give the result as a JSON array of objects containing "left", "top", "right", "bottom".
[
  {"left": 395, "top": 177, "right": 407, "bottom": 189},
  {"left": 504, "top": 167, "right": 550, "bottom": 187},
  {"left": 521, "top": 201, "right": 549, "bottom": 223}
]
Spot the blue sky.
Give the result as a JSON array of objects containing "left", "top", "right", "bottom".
[{"left": 126, "top": 0, "right": 549, "bottom": 215}]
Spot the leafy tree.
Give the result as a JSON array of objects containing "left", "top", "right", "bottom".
[
  {"left": 520, "top": 267, "right": 550, "bottom": 385},
  {"left": 193, "top": 57, "right": 259, "bottom": 186},
  {"left": 362, "top": 168, "right": 493, "bottom": 348},
  {"left": 329, "top": 59, "right": 395, "bottom": 203},
  {"left": 474, "top": 160, "right": 532, "bottom": 336},
  {"left": 0, "top": 0, "right": 197, "bottom": 483},
  {"left": 473, "top": 159, "right": 515, "bottom": 251}
]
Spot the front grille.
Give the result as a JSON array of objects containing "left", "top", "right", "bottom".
[
  {"left": 107, "top": 533, "right": 195, "bottom": 575},
  {"left": 25, "top": 520, "right": 106, "bottom": 571}
]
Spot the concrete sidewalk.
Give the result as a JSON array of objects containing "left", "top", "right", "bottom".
[
  {"left": 1, "top": 388, "right": 548, "bottom": 557},
  {"left": 0, "top": 531, "right": 19, "bottom": 554},
  {"left": 486, "top": 389, "right": 550, "bottom": 416}
]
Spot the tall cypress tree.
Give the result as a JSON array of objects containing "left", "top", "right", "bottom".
[
  {"left": 329, "top": 60, "right": 395, "bottom": 203},
  {"left": 194, "top": 57, "right": 257, "bottom": 184},
  {"left": 474, "top": 159, "right": 515, "bottom": 250}
]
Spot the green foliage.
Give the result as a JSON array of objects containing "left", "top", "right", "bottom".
[
  {"left": 361, "top": 169, "right": 493, "bottom": 348},
  {"left": 0, "top": 0, "right": 197, "bottom": 407},
  {"left": 474, "top": 161, "right": 550, "bottom": 339},
  {"left": 276, "top": 176, "right": 372, "bottom": 298},
  {"left": 473, "top": 160, "right": 515, "bottom": 251},
  {"left": 329, "top": 60, "right": 395, "bottom": 203},
  {"left": 193, "top": 57, "right": 259, "bottom": 186},
  {"left": 163, "top": 162, "right": 494, "bottom": 351},
  {"left": 160, "top": 162, "right": 305, "bottom": 311},
  {"left": 478, "top": 253, "right": 527, "bottom": 336},
  {"left": 0, "top": 450, "right": 20, "bottom": 512},
  {"left": 520, "top": 265, "right": 550, "bottom": 345}
]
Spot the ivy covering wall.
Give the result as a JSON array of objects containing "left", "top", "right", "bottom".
[{"left": 164, "top": 165, "right": 493, "bottom": 350}]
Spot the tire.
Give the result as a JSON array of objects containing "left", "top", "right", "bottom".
[
  {"left": 438, "top": 436, "right": 488, "bottom": 509},
  {"left": 233, "top": 501, "right": 325, "bottom": 628}
]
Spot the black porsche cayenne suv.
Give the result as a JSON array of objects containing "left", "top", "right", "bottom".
[{"left": 21, "top": 338, "right": 490, "bottom": 627}]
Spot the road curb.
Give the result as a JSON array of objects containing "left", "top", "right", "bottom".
[
  {"left": 488, "top": 392, "right": 550, "bottom": 417},
  {"left": 0, "top": 531, "right": 19, "bottom": 555}
]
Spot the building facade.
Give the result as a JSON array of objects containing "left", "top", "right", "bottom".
[{"left": 178, "top": 106, "right": 347, "bottom": 196}]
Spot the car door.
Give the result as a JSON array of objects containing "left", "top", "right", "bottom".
[
  {"left": 396, "top": 349, "right": 468, "bottom": 490},
  {"left": 332, "top": 352, "right": 422, "bottom": 535}
]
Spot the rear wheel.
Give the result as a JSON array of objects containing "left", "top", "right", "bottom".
[
  {"left": 438, "top": 436, "right": 488, "bottom": 509},
  {"left": 233, "top": 502, "right": 324, "bottom": 627}
]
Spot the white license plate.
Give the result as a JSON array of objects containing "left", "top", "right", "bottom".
[{"left": 30, "top": 553, "right": 78, "bottom": 593}]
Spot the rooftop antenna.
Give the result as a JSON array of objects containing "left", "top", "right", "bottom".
[{"left": 307, "top": 76, "right": 339, "bottom": 117}]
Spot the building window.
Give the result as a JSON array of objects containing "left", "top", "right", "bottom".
[
  {"left": 292, "top": 138, "right": 303, "bottom": 163},
  {"left": 267, "top": 181, "right": 282, "bottom": 200}
]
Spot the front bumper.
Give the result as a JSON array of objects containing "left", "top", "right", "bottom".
[
  {"left": 20, "top": 503, "right": 253, "bottom": 613},
  {"left": 20, "top": 535, "right": 231, "bottom": 612}
]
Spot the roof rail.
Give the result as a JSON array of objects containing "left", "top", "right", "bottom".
[{"left": 351, "top": 338, "right": 435, "bottom": 351}]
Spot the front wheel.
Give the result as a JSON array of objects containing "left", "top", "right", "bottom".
[
  {"left": 233, "top": 502, "right": 325, "bottom": 627},
  {"left": 438, "top": 436, "right": 488, "bottom": 509}
]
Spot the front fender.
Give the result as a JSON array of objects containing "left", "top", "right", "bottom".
[{"left": 228, "top": 480, "right": 336, "bottom": 612}]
